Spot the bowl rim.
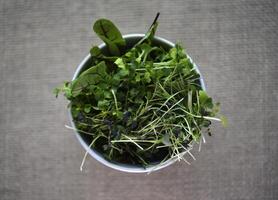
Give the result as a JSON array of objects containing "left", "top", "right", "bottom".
[{"left": 69, "top": 34, "right": 206, "bottom": 173}]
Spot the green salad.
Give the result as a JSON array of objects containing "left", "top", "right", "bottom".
[{"left": 55, "top": 13, "right": 226, "bottom": 169}]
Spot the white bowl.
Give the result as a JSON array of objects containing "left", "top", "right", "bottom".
[{"left": 69, "top": 34, "right": 205, "bottom": 173}]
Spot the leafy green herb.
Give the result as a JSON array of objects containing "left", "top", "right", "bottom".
[
  {"left": 93, "top": 18, "right": 126, "bottom": 56},
  {"left": 55, "top": 13, "right": 226, "bottom": 170}
]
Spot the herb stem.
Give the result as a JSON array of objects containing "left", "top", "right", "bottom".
[{"left": 111, "top": 89, "right": 119, "bottom": 111}]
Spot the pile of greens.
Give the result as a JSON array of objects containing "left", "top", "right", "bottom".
[{"left": 55, "top": 13, "right": 226, "bottom": 168}]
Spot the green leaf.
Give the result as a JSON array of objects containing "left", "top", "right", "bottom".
[
  {"left": 119, "top": 69, "right": 130, "bottom": 76},
  {"left": 169, "top": 47, "right": 177, "bottom": 60},
  {"left": 175, "top": 44, "right": 187, "bottom": 60},
  {"left": 84, "top": 104, "right": 91, "bottom": 113},
  {"left": 103, "top": 90, "right": 112, "bottom": 99},
  {"left": 114, "top": 58, "right": 125, "bottom": 69},
  {"left": 143, "top": 71, "right": 151, "bottom": 83},
  {"left": 93, "top": 19, "right": 126, "bottom": 56},
  {"left": 168, "top": 44, "right": 187, "bottom": 62},
  {"left": 71, "top": 61, "right": 108, "bottom": 97},
  {"left": 192, "top": 131, "right": 201, "bottom": 142},
  {"left": 199, "top": 90, "right": 208, "bottom": 104},
  {"left": 114, "top": 58, "right": 130, "bottom": 77},
  {"left": 53, "top": 82, "right": 72, "bottom": 99},
  {"left": 114, "top": 111, "right": 123, "bottom": 118},
  {"left": 90, "top": 46, "right": 102, "bottom": 57},
  {"left": 80, "top": 61, "right": 107, "bottom": 77},
  {"left": 220, "top": 115, "right": 228, "bottom": 127},
  {"left": 135, "top": 73, "right": 141, "bottom": 82},
  {"left": 71, "top": 106, "right": 79, "bottom": 118},
  {"left": 97, "top": 99, "right": 110, "bottom": 110}
]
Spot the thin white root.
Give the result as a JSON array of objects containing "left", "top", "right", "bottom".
[
  {"left": 198, "top": 139, "right": 202, "bottom": 152},
  {"left": 80, "top": 141, "right": 95, "bottom": 171}
]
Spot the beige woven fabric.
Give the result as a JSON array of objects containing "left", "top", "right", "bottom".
[{"left": 1, "top": 0, "right": 277, "bottom": 199}]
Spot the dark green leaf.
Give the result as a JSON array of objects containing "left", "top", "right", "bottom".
[
  {"left": 90, "top": 46, "right": 102, "bottom": 57},
  {"left": 71, "top": 61, "right": 108, "bottom": 97},
  {"left": 93, "top": 19, "right": 126, "bottom": 56},
  {"left": 84, "top": 104, "right": 91, "bottom": 113}
]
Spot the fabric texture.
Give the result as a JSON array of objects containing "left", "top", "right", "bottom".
[{"left": 0, "top": 0, "right": 277, "bottom": 199}]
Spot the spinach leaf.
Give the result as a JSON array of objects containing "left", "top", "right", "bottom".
[
  {"left": 71, "top": 61, "right": 109, "bottom": 97},
  {"left": 90, "top": 46, "right": 102, "bottom": 57},
  {"left": 90, "top": 45, "right": 118, "bottom": 62},
  {"left": 93, "top": 19, "right": 126, "bottom": 56}
]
